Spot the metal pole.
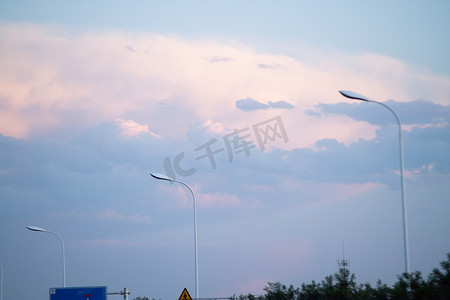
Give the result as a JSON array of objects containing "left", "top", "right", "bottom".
[
  {"left": 371, "top": 100, "right": 410, "bottom": 274},
  {"left": 107, "top": 287, "right": 130, "bottom": 300},
  {"left": 0, "top": 262, "right": 3, "bottom": 300},
  {"left": 175, "top": 180, "right": 199, "bottom": 300},
  {"left": 47, "top": 231, "right": 66, "bottom": 287}
]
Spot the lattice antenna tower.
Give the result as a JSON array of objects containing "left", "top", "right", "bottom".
[{"left": 337, "top": 241, "right": 350, "bottom": 270}]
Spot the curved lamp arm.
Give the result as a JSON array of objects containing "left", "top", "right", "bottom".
[{"left": 26, "top": 226, "right": 66, "bottom": 287}]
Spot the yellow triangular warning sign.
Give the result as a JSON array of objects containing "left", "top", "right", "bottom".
[{"left": 178, "top": 288, "right": 192, "bottom": 300}]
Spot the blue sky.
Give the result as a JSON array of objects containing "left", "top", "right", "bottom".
[{"left": 0, "top": 1, "right": 449, "bottom": 299}]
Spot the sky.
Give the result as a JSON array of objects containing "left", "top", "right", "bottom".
[{"left": 0, "top": 1, "right": 449, "bottom": 299}]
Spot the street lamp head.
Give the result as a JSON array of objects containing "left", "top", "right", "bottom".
[
  {"left": 26, "top": 225, "right": 46, "bottom": 232},
  {"left": 150, "top": 173, "right": 174, "bottom": 182},
  {"left": 339, "top": 90, "right": 370, "bottom": 102}
]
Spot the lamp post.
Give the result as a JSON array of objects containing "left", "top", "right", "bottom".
[
  {"left": 339, "top": 90, "right": 410, "bottom": 275},
  {"left": 26, "top": 226, "right": 66, "bottom": 287},
  {"left": 0, "top": 262, "right": 3, "bottom": 300},
  {"left": 150, "top": 173, "right": 199, "bottom": 299}
]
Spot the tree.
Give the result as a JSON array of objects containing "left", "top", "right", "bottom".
[
  {"left": 298, "top": 280, "right": 321, "bottom": 300},
  {"left": 372, "top": 279, "right": 391, "bottom": 300},
  {"left": 427, "top": 252, "right": 450, "bottom": 299},
  {"left": 264, "top": 282, "right": 299, "bottom": 300},
  {"left": 239, "top": 293, "right": 264, "bottom": 300},
  {"left": 334, "top": 267, "right": 357, "bottom": 299}
]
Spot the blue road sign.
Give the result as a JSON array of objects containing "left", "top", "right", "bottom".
[{"left": 49, "top": 286, "right": 107, "bottom": 300}]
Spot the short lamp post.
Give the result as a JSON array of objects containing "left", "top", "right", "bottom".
[
  {"left": 150, "top": 173, "right": 199, "bottom": 299},
  {"left": 339, "top": 90, "right": 410, "bottom": 275},
  {"left": 26, "top": 226, "right": 66, "bottom": 287}
]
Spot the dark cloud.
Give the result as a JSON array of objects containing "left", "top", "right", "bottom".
[
  {"left": 257, "top": 63, "right": 281, "bottom": 69},
  {"left": 277, "top": 124, "right": 450, "bottom": 187},
  {"left": 205, "top": 56, "right": 232, "bottom": 63},
  {"left": 403, "top": 125, "right": 450, "bottom": 173},
  {"left": 235, "top": 97, "right": 270, "bottom": 111},
  {"left": 0, "top": 121, "right": 167, "bottom": 214},
  {"left": 236, "top": 98, "right": 294, "bottom": 111},
  {"left": 308, "top": 99, "right": 450, "bottom": 178},
  {"left": 1, "top": 114, "right": 449, "bottom": 300},
  {"left": 268, "top": 100, "right": 295, "bottom": 109},
  {"left": 312, "top": 99, "right": 450, "bottom": 126},
  {"left": 2, "top": 114, "right": 448, "bottom": 208},
  {"left": 125, "top": 45, "right": 137, "bottom": 52}
]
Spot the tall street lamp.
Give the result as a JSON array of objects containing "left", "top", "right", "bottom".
[
  {"left": 339, "top": 90, "right": 410, "bottom": 274},
  {"left": 0, "top": 261, "right": 3, "bottom": 300},
  {"left": 26, "top": 226, "right": 66, "bottom": 287},
  {"left": 150, "top": 173, "right": 199, "bottom": 299}
]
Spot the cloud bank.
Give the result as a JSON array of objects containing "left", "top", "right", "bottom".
[
  {"left": 235, "top": 97, "right": 295, "bottom": 111},
  {"left": 1, "top": 22, "right": 449, "bottom": 150}
]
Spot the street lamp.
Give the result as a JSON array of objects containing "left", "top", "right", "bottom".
[
  {"left": 339, "top": 90, "right": 410, "bottom": 274},
  {"left": 150, "top": 173, "right": 199, "bottom": 299},
  {"left": 0, "top": 262, "right": 3, "bottom": 300},
  {"left": 26, "top": 226, "right": 66, "bottom": 287}
]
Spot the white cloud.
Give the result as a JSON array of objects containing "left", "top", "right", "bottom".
[
  {"left": 201, "top": 119, "right": 226, "bottom": 134},
  {"left": 115, "top": 118, "right": 162, "bottom": 138},
  {"left": 402, "top": 121, "right": 448, "bottom": 132},
  {"left": 1, "top": 22, "right": 449, "bottom": 149}
]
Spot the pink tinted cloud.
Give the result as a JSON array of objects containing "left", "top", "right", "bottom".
[
  {"left": 1, "top": 23, "right": 448, "bottom": 147},
  {"left": 115, "top": 118, "right": 162, "bottom": 138},
  {"left": 197, "top": 191, "right": 242, "bottom": 209}
]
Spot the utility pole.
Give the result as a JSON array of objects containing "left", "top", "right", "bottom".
[{"left": 107, "top": 287, "right": 130, "bottom": 300}]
